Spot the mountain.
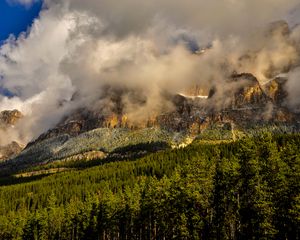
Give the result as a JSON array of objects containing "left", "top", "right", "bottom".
[
  {"left": 1, "top": 72, "right": 299, "bottom": 176},
  {"left": 31, "top": 73, "right": 298, "bottom": 143}
]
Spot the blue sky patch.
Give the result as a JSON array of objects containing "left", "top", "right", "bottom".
[{"left": 0, "top": 0, "right": 43, "bottom": 44}]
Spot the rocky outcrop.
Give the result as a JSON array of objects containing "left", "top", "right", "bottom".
[
  {"left": 230, "top": 73, "right": 270, "bottom": 109},
  {"left": 264, "top": 77, "right": 288, "bottom": 106},
  {"left": 0, "top": 141, "right": 23, "bottom": 161},
  {"left": 0, "top": 110, "right": 24, "bottom": 161},
  {"left": 0, "top": 110, "right": 22, "bottom": 127}
]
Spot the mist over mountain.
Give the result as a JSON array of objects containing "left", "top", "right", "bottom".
[{"left": 0, "top": 0, "right": 300, "bottom": 148}]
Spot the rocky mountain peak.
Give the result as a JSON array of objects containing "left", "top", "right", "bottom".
[
  {"left": 0, "top": 109, "right": 22, "bottom": 127},
  {"left": 230, "top": 73, "right": 269, "bottom": 109}
]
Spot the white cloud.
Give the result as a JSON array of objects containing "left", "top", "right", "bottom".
[
  {"left": 0, "top": 6, "right": 77, "bottom": 143},
  {"left": 7, "top": 0, "right": 39, "bottom": 7}
]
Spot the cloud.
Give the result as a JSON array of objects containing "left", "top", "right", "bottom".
[
  {"left": 7, "top": 0, "right": 40, "bottom": 7},
  {"left": 0, "top": 0, "right": 299, "bottom": 145},
  {"left": 0, "top": 6, "right": 76, "bottom": 143},
  {"left": 54, "top": 0, "right": 298, "bottom": 39}
]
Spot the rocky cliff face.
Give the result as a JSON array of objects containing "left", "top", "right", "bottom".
[
  {"left": 28, "top": 73, "right": 299, "bottom": 147},
  {"left": 213, "top": 74, "right": 296, "bottom": 122},
  {"left": 264, "top": 77, "right": 288, "bottom": 106},
  {"left": 0, "top": 141, "right": 23, "bottom": 161},
  {"left": 0, "top": 110, "right": 23, "bottom": 161},
  {"left": 0, "top": 110, "right": 22, "bottom": 127}
]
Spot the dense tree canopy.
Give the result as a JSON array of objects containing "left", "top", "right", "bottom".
[{"left": 0, "top": 134, "right": 299, "bottom": 239}]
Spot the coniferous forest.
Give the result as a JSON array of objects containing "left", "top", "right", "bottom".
[{"left": 0, "top": 134, "right": 299, "bottom": 240}]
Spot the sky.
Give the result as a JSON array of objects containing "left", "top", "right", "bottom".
[{"left": 0, "top": 0, "right": 42, "bottom": 44}]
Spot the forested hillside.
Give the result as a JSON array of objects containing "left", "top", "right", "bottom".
[{"left": 0, "top": 134, "right": 299, "bottom": 239}]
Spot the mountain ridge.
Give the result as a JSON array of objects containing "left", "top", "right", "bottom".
[{"left": 0, "top": 72, "right": 298, "bottom": 173}]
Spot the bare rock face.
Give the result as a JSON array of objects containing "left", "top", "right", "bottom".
[
  {"left": 0, "top": 141, "right": 23, "bottom": 161},
  {"left": 230, "top": 73, "right": 269, "bottom": 109},
  {"left": 0, "top": 110, "right": 22, "bottom": 127},
  {"left": 0, "top": 110, "right": 23, "bottom": 161},
  {"left": 219, "top": 74, "right": 298, "bottom": 125},
  {"left": 264, "top": 77, "right": 288, "bottom": 106}
]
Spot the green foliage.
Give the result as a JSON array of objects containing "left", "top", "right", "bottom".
[{"left": 0, "top": 133, "right": 299, "bottom": 239}]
